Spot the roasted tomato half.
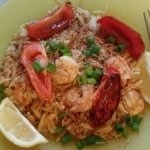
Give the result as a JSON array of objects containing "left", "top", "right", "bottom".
[
  {"left": 92, "top": 67, "right": 121, "bottom": 126},
  {"left": 21, "top": 42, "right": 53, "bottom": 101},
  {"left": 27, "top": 4, "right": 74, "bottom": 40},
  {"left": 98, "top": 16, "right": 145, "bottom": 59}
]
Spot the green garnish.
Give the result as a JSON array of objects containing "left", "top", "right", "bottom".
[
  {"left": 55, "top": 126, "right": 64, "bottom": 133},
  {"left": 116, "top": 44, "right": 126, "bottom": 52},
  {"left": 89, "top": 44, "right": 100, "bottom": 54},
  {"left": 84, "top": 50, "right": 92, "bottom": 56},
  {"left": 85, "top": 66, "right": 94, "bottom": 77},
  {"left": 59, "top": 43, "right": 72, "bottom": 56},
  {"left": 84, "top": 35, "right": 101, "bottom": 57},
  {"left": 57, "top": 112, "right": 68, "bottom": 119},
  {"left": 126, "top": 115, "right": 143, "bottom": 131},
  {"left": 87, "top": 78, "right": 97, "bottom": 84},
  {"left": 32, "top": 60, "right": 45, "bottom": 72},
  {"left": 85, "top": 135, "right": 106, "bottom": 145},
  {"left": 106, "top": 35, "right": 116, "bottom": 43},
  {"left": 46, "top": 62, "right": 56, "bottom": 73},
  {"left": 77, "top": 75, "right": 88, "bottom": 86},
  {"left": 0, "top": 84, "right": 6, "bottom": 103},
  {"left": 47, "top": 40, "right": 58, "bottom": 51},
  {"left": 115, "top": 123, "right": 128, "bottom": 138},
  {"left": 92, "top": 68, "right": 103, "bottom": 80},
  {"left": 76, "top": 135, "right": 106, "bottom": 150},
  {"left": 61, "top": 133, "right": 73, "bottom": 144},
  {"left": 77, "top": 66, "right": 103, "bottom": 86},
  {"left": 86, "top": 35, "right": 95, "bottom": 46},
  {"left": 76, "top": 139, "right": 86, "bottom": 150}
]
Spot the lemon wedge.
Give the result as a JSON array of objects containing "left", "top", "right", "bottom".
[
  {"left": 0, "top": 98, "right": 48, "bottom": 148},
  {"left": 137, "top": 52, "right": 150, "bottom": 104}
]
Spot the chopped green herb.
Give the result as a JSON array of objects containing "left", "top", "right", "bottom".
[
  {"left": 32, "top": 60, "right": 45, "bottom": 72},
  {"left": 86, "top": 35, "right": 95, "bottom": 46},
  {"left": 47, "top": 40, "right": 58, "bottom": 51},
  {"left": 116, "top": 44, "right": 126, "bottom": 52},
  {"left": 85, "top": 66, "right": 94, "bottom": 77},
  {"left": 55, "top": 126, "right": 64, "bottom": 133},
  {"left": 61, "top": 133, "right": 73, "bottom": 144},
  {"left": 0, "top": 84, "right": 6, "bottom": 103},
  {"left": 76, "top": 135, "right": 106, "bottom": 150},
  {"left": 115, "top": 123, "right": 128, "bottom": 138},
  {"left": 57, "top": 112, "right": 68, "bottom": 119},
  {"left": 77, "top": 75, "right": 88, "bottom": 86},
  {"left": 46, "top": 62, "right": 56, "bottom": 73},
  {"left": 106, "top": 35, "right": 116, "bottom": 43},
  {"left": 85, "top": 135, "right": 106, "bottom": 145},
  {"left": 84, "top": 50, "right": 92, "bottom": 56},
  {"left": 87, "top": 78, "right": 97, "bottom": 84},
  {"left": 59, "top": 43, "right": 72, "bottom": 56},
  {"left": 76, "top": 139, "right": 86, "bottom": 150},
  {"left": 126, "top": 115, "right": 143, "bottom": 131},
  {"left": 90, "top": 44, "right": 100, "bottom": 54},
  {"left": 92, "top": 68, "right": 103, "bottom": 80}
]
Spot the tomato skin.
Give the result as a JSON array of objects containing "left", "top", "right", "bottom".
[
  {"left": 21, "top": 42, "right": 53, "bottom": 102},
  {"left": 92, "top": 67, "right": 121, "bottom": 126},
  {"left": 98, "top": 16, "right": 145, "bottom": 59},
  {"left": 27, "top": 4, "right": 74, "bottom": 40}
]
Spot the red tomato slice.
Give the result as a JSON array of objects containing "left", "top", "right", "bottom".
[
  {"left": 98, "top": 16, "right": 145, "bottom": 59},
  {"left": 21, "top": 42, "right": 53, "bottom": 101},
  {"left": 27, "top": 4, "right": 74, "bottom": 40},
  {"left": 92, "top": 67, "right": 121, "bottom": 126}
]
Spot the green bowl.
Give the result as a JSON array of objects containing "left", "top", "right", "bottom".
[{"left": 0, "top": 0, "right": 150, "bottom": 150}]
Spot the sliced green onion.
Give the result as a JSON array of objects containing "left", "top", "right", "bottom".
[
  {"left": 85, "top": 135, "right": 106, "bottom": 145},
  {"left": 47, "top": 40, "right": 58, "bottom": 51},
  {"left": 46, "top": 62, "right": 56, "bottom": 73},
  {"left": 115, "top": 123, "right": 128, "bottom": 138},
  {"left": 76, "top": 139, "right": 86, "bottom": 150},
  {"left": 61, "top": 133, "right": 73, "bottom": 144},
  {"left": 32, "top": 60, "right": 45, "bottom": 72},
  {"left": 84, "top": 50, "right": 92, "bottom": 56},
  {"left": 92, "top": 68, "right": 103, "bottom": 80},
  {"left": 116, "top": 44, "right": 126, "bottom": 52},
  {"left": 77, "top": 75, "right": 88, "bottom": 86},
  {"left": 87, "top": 78, "right": 97, "bottom": 84},
  {"left": 86, "top": 35, "right": 95, "bottom": 46},
  {"left": 126, "top": 115, "right": 143, "bottom": 131},
  {"left": 0, "top": 84, "right": 6, "bottom": 103},
  {"left": 106, "top": 35, "right": 116, "bottom": 43},
  {"left": 57, "top": 112, "right": 68, "bottom": 119},
  {"left": 55, "top": 126, "right": 64, "bottom": 133},
  {"left": 85, "top": 66, "right": 94, "bottom": 77},
  {"left": 90, "top": 44, "right": 100, "bottom": 54},
  {"left": 58, "top": 43, "right": 72, "bottom": 56}
]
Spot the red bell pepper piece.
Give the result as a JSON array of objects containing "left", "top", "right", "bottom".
[
  {"left": 27, "top": 4, "right": 74, "bottom": 40},
  {"left": 21, "top": 42, "right": 53, "bottom": 101},
  {"left": 92, "top": 67, "right": 121, "bottom": 126},
  {"left": 98, "top": 16, "right": 145, "bottom": 59}
]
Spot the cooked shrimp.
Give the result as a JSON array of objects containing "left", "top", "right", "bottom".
[
  {"left": 52, "top": 56, "right": 79, "bottom": 85},
  {"left": 119, "top": 90, "right": 144, "bottom": 115},
  {"left": 65, "top": 85, "right": 94, "bottom": 112},
  {"left": 105, "top": 56, "right": 131, "bottom": 86}
]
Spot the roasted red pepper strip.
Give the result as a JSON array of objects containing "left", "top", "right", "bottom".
[
  {"left": 98, "top": 16, "right": 145, "bottom": 59},
  {"left": 27, "top": 4, "right": 74, "bottom": 40},
  {"left": 92, "top": 67, "right": 121, "bottom": 126},
  {"left": 21, "top": 42, "right": 53, "bottom": 101}
]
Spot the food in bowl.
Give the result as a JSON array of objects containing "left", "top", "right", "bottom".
[{"left": 0, "top": 2, "right": 146, "bottom": 149}]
